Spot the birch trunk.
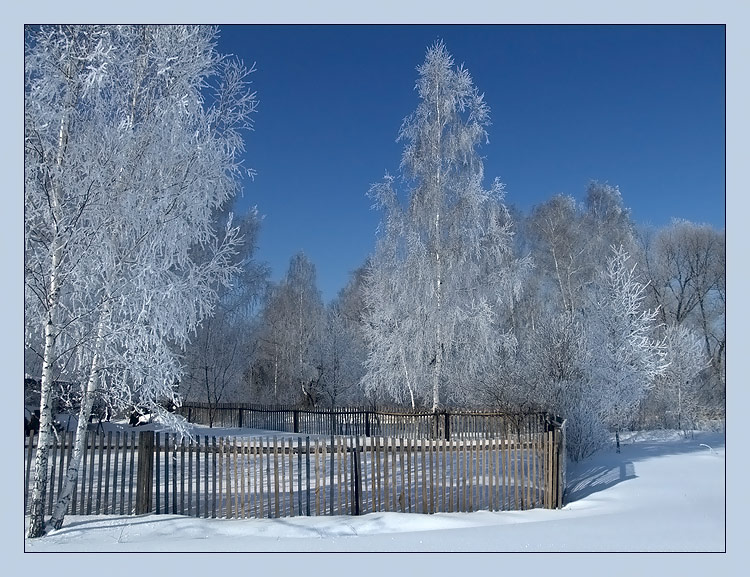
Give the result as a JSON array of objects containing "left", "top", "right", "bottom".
[
  {"left": 26, "top": 56, "right": 74, "bottom": 537},
  {"left": 25, "top": 244, "right": 61, "bottom": 537},
  {"left": 49, "top": 310, "right": 109, "bottom": 530},
  {"left": 431, "top": 73, "right": 443, "bottom": 413}
]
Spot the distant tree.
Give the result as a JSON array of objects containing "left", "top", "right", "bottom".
[
  {"left": 362, "top": 41, "right": 529, "bottom": 410},
  {"left": 525, "top": 182, "right": 634, "bottom": 318},
  {"left": 313, "top": 302, "right": 366, "bottom": 407},
  {"left": 24, "top": 25, "right": 256, "bottom": 537},
  {"left": 254, "top": 253, "right": 324, "bottom": 405},
  {"left": 179, "top": 210, "right": 269, "bottom": 424},
  {"left": 582, "top": 181, "right": 635, "bottom": 255},
  {"left": 646, "top": 325, "right": 709, "bottom": 431},
  {"left": 639, "top": 220, "right": 725, "bottom": 389},
  {"left": 526, "top": 194, "right": 584, "bottom": 315},
  {"left": 584, "top": 246, "right": 667, "bottom": 433}
]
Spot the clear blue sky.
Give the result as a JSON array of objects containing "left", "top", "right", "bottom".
[{"left": 215, "top": 24, "right": 725, "bottom": 303}]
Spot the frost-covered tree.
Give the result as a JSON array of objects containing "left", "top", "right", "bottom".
[
  {"left": 179, "top": 210, "right": 269, "bottom": 422},
  {"left": 253, "top": 253, "right": 324, "bottom": 405},
  {"left": 362, "top": 41, "right": 529, "bottom": 410},
  {"left": 646, "top": 325, "right": 709, "bottom": 431},
  {"left": 585, "top": 246, "right": 667, "bottom": 432},
  {"left": 24, "top": 25, "right": 256, "bottom": 537},
  {"left": 312, "top": 302, "right": 366, "bottom": 407},
  {"left": 639, "top": 220, "right": 725, "bottom": 389},
  {"left": 582, "top": 181, "right": 635, "bottom": 255},
  {"left": 525, "top": 183, "right": 634, "bottom": 318},
  {"left": 526, "top": 194, "right": 584, "bottom": 315}
]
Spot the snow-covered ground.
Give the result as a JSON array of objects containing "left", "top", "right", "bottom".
[{"left": 24, "top": 429, "right": 725, "bottom": 555}]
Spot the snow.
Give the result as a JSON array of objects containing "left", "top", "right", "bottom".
[{"left": 23, "top": 430, "right": 726, "bottom": 558}]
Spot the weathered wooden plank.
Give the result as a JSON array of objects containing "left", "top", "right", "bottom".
[
  {"left": 127, "top": 431, "right": 135, "bottom": 515},
  {"left": 86, "top": 431, "right": 96, "bottom": 514},
  {"left": 314, "top": 439, "right": 321, "bottom": 516},
  {"left": 441, "top": 437, "right": 447, "bottom": 512},
  {"left": 391, "top": 437, "right": 398, "bottom": 512},
  {"left": 461, "top": 438, "right": 468, "bottom": 512},
  {"left": 305, "top": 436, "right": 311, "bottom": 517},
  {"left": 382, "top": 437, "right": 389, "bottom": 512},
  {"left": 448, "top": 439, "right": 455, "bottom": 513},
  {"left": 329, "top": 436, "right": 335, "bottom": 516},
  {"left": 111, "top": 432, "right": 120, "bottom": 515},
  {"left": 375, "top": 436, "right": 382, "bottom": 512},
  {"left": 224, "top": 437, "right": 231, "bottom": 519},
  {"left": 238, "top": 439, "right": 246, "bottom": 519},
  {"left": 103, "top": 431, "right": 113, "bottom": 514},
  {"left": 46, "top": 433, "right": 58, "bottom": 512},
  {"left": 482, "top": 436, "right": 493, "bottom": 511},
  {"left": 518, "top": 430, "right": 525, "bottom": 510},
  {"left": 218, "top": 437, "right": 225, "bottom": 518},
  {"left": 24, "top": 432, "right": 34, "bottom": 512},
  {"left": 528, "top": 425, "right": 533, "bottom": 509},
  {"left": 421, "top": 437, "right": 427, "bottom": 514},
  {"left": 190, "top": 438, "right": 196, "bottom": 517},
  {"left": 286, "top": 438, "right": 292, "bottom": 517},
  {"left": 179, "top": 438, "right": 185, "bottom": 515},
  {"left": 232, "top": 438, "right": 239, "bottom": 518},
  {"left": 428, "top": 438, "right": 435, "bottom": 514},
  {"left": 372, "top": 437, "right": 377, "bottom": 513},
  {"left": 470, "top": 437, "right": 476, "bottom": 512},
  {"left": 211, "top": 436, "right": 217, "bottom": 518},
  {"left": 257, "top": 439, "right": 263, "bottom": 518},
  {"left": 171, "top": 438, "right": 179, "bottom": 515},
  {"left": 267, "top": 438, "right": 273, "bottom": 518},
  {"left": 204, "top": 436, "right": 210, "bottom": 518},
  {"left": 553, "top": 427, "right": 559, "bottom": 508},
  {"left": 344, "top": 437, "right": 350, "bottom": 514},
  {"left": 60, "top": 433, "right": 72, "bottom": 513},
  {"left": 337, "top": 437, "right": 343, "bottom": 515},
  {"left": 274, "top": 437, "right": 280, "bottom": 518},
  {"left": 488, "top": 438, "right": 494, "bottom": 512},
  {"left": 298, "top": 437, "right": 303, "bottom": 517},
  {"left": 544, "top": 429, "right": 551, "bottom": 509}
]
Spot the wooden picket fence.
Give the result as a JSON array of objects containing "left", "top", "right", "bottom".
[{"left": 24, "top": 424, "right": 566, "bottom": 519}]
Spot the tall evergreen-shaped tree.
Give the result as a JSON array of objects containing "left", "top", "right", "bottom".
[{"left": 362, "top": 42, "right": 528, "bottom": 410}]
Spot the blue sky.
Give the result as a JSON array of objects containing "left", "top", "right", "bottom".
[{"left": 215, "top": 25, "right": 725, "bottom": 303}]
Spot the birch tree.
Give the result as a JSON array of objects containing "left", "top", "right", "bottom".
[
  {"left": 362, "top": 41, "right": 529, "bottom": 410},
  {"left": 526, "top": 195, "right": 584, "bottom": 315},
  {"left": 254, "top": 253, "right": 324, "bottom": 405},
  {"left": 24, "top": 25, "right": 256, "bottom": 536},
  {"left": 179, "top": 210, "right": 269, "bottom": 420},
  {"left": 313, "top": 301, "right": 367, "bottom": 407},
  {"left": 585, "top": 246, "right": 667, "bottom": 431},
  {"left": 645, "top": 325, "right": 709, "bottom": 431}
]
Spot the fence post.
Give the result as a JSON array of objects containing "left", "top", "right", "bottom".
[
  {"left": 238, "top": 408, "right": 243, "bottom": 429},
  {"left": 365, "top": 412, "right": 371, "bottom": 437},
  {"left": 557, "top": 418, "right": 567, "bottom": 508},
  {"left": 135, "top": 430, "right": 154, "bottom": 514},
  {"left": 293, "top": 410, "right": 299, "bottom": 434},
  {"left": 444, "top": 411, "right": 450, "bottom": 441}
]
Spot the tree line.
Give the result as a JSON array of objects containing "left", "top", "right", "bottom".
[
  {"left": 24, "top": 27, "right": 724, "bottom": 536},
  {"left": 183, "top": 42, "right": 724, "bottom": 455}
]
